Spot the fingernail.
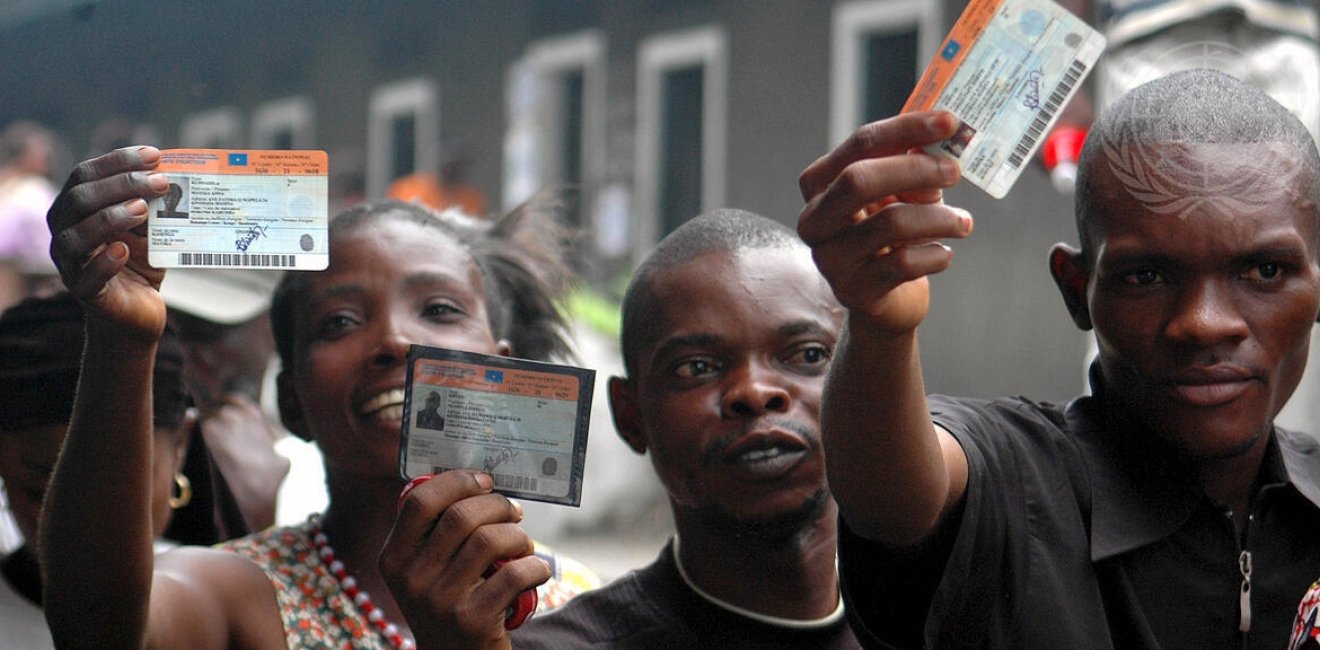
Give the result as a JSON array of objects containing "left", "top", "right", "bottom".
[
  {"left": 928, "top": 113, "right": 949, "bottom": 132},
  {"left": 475, "top": 472, "right": 494, "bottom": 490},
  {"left": 107, "top": 241, "right": 128, "bottom": 261},
  {"left": 146, "top": 173, "right": 168, "bottom": 192},
  {"left": 136, "top": 146, "right": 160, "bottom": 164},
  {"left": 940, "top": 158, "right": 960, "bottom": 185},
  {"left": 509, "top": 498, "right": 524, "bottom": 521},
  {"left": 955, "top": 208, "right": 973, "bottom": 234},
  {"left": 396, "top": 474, "right": 434, "bottom": 511},
  {"left": 126, "top": 198, "right": 148, "bottom": 215}
]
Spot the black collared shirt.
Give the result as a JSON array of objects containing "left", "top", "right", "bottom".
[
  {"left": 515, "top": 539, "right": 860, "bottom": 649},
  {"left": 839, "top": 391, "right": 1320, "bottom": 649}
]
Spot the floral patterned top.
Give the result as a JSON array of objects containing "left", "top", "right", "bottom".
[
  {"left": 220, "top": 519, "right": 601, "bottom": 648},
  {"left": 1291, "top": 579, "right": 1320, "bottom": 650}
]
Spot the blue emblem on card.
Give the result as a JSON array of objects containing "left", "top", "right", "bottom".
[
  {"left": 942, "top": 40, "right": 961, "bottom": 61},
  {"left": 228, "top": 153, "right": 248, "bottom": 166},
  {"left": 485, "top": 369, "right": 505, "bottom": 384}
]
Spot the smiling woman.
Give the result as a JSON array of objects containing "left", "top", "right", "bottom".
[{"left": 37, "top": 144, "right": 593, "bottom": 650}]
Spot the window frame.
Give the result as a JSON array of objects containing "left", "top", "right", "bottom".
[
  {"left": 634, "top": 24, "right": 728, "bottom": 253},
  {"left": 366, "top": 77, "right": 439, "bottom": 199}
]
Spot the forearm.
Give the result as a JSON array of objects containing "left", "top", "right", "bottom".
[
  {"left": 41, "top": 326, "right": 158, "bottom": 648},
  {"left": 200, "top": 400, "right": 290, "bottom": 531},
  {"left": 823, "top": 318, "right": 961, "bottom": 545}
]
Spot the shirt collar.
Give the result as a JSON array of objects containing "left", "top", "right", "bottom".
[
  {"left": 1072, "top": 364, "right": 1320, "bottom": 561},
  {"left": 1065, "top": 392, "right": 1203, "bottom": 562}
]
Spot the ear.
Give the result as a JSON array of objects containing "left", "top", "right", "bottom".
[
  {"left": 608, "top": 376, "right": 647, "bottom": 455},
  {"left": 495, "top": 338, "right": 513, "bottom": 357},
  {"left": 1049, "top": 243, "right": 1093, "bottom": 331},
  {"left": 277, "top": 370, "right": 312, "bottom": 442}
]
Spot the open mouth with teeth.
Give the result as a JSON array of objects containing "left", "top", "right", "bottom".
[
  {"left": 724, "top": 441, "right": 808, "bottom": 480},
  {"left": 359, "top": 388, "right": 406, "bottom": 422}
]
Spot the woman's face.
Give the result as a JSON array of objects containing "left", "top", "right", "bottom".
[
  {"left": 0, "top": 421, "right": 186, "bottom": 546},
  {"left": 280, "top": 219, "right": 506, "bottom": 478}
]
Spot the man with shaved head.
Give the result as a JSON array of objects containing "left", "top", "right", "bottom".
[
  {"left": 797, "top": 69, "right": 1320, "bottom": 649},
  {"left": 515, "top": 209, "right": 859, "bottom": 649}
]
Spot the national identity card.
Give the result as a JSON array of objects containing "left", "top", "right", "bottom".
[
  {"left": 148, "top": 149, "right": 329, "bottom": 270},
  {"left": 400, "top": 345, "right": 594, "bottom": 507},
  {"left": 903, "top": 0, "right": 1105, "bottom": 198}
]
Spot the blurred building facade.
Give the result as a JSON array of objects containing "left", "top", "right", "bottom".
[{"left": 0, "top": 0, "right": 1092, "bottom": 405}]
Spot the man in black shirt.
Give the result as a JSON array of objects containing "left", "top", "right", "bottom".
[
  {"left": 797, "top": 69, "right": 1320, "bottom": 649},
  {"left": 515, "top": 209, "right": 859, "bottom": 649}
]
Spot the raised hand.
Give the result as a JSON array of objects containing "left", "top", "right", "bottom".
[
  {"left": 47, "top": 146, "right": 169, "bottom": 342},
  {"left": 797, "top": 111, "right": 974, "bottom": 335}
]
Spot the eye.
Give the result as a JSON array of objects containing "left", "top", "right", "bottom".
[
  {"left": 1122, "top": 269, "right": 1164, "bottom": 286},
  {"left": 314, "top": 312, "right": 358, "bottom": 340},
  {"left": 786, "top": 343, "right": 832, "bottom": 372},
  {"left": 422, "top": 300, "right": 465, "bottom": 320},
  {"left": 673, "top": 357, "right": 720, "bottom": 380},
  {"left": 1242, "top": 262, "right": 1283, "bottom": 282}
]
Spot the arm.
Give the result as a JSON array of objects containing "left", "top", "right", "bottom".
[
  {"left": 382, "top": 471, "right": 551, "bottom": 650},
  {"left": 40, "top": 146, "right": 169, "bottom": 648},
  {"left": 198, "top": 393, "right": 290, "bottom": 532},
  {"left": 40, "top": 148, "right": 280, "bottom": 649},
  {"left": 796, "top": 112, "right": 970, "bottom": 546}
]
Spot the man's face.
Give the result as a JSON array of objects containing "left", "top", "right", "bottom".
[
  {"left": 1084, "top": 141, "right": 1320, "bottom": 459},
  {"left": 613, "top": 247, "right": 843, "bottom": 534}
]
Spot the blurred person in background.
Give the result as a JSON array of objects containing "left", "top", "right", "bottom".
[
  {"left": 0, "top": 121, "right": 60, "bottom": 310},
  {"left": 159, "top": 268, "right": 323, "bottom": 543},
  {"left": 387, "top": 146, "right": 487, "bottom": 217},
  {"left": 0, "top": 293, "right": 192, "bottom": 649}
]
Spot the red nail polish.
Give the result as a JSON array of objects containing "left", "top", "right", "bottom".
[
  {"left": 396, "top": 474, "right": 434, "bottom": 511},
  {"left": 482, "top": 560, "right": 538, "bottom": 630}
]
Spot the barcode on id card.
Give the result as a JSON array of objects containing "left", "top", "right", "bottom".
[
  {"left": 430, "top": 466, "right": 539, "bottom": 492},
  {"left": 1006, "top": 58, "right": 1089, "bottom": 170},
  {"left": 178, "top": 253, "right": 297, "bottom": 267}
]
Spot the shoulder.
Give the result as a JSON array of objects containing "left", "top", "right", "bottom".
[
  {"left": 515, "top": 560, "right": 669, "bottom": 648},
  {"left": 928, "top": 394, "right": 1077, "bottom": 463},
  {"left": 149, "top": 545, "right": 285, "bottom": 648}
]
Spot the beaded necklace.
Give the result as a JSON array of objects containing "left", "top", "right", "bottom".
[{"left": 309, "top": 516, "right": 417, "bottom": 650}]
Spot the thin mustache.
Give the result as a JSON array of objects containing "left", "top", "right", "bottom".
[{"left": 700, "top": 417, "right": 820, "bottom": 467}]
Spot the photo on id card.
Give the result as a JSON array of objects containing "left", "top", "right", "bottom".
[{"left": 399, "top": 345, "right": 594, "bottom": 507}]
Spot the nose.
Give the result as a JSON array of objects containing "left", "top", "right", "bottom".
[
  {"left": 721, "top": 359, "right": 791, "bottom": 418},
  {"left": 372, "top": 310, "right": 416, "bottom": 367},
  {"left": 1163, "top": 280, "right": 1249, "bottom": 347}
]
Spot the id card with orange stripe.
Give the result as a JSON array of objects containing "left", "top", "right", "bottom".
[
  {"left": 401, "top": 345, "right": 594, "bottom": 506},
  {"left": 148, "top": 149, "right": 328, "bottom": 270},
  {"left": 903, "top": 0, "right": 1104, "bottom": 198}
]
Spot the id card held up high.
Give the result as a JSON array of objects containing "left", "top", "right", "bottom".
[
  {"left": 904, "top": 0, "right": 1105, "bottom": 198},
  {"left": 148, "top": 149, "right": 329, "bottom": 270}
]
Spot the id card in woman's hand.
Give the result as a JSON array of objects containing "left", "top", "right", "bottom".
[
  {"left": 399, "top": 344, "right": 594, "bottom": 507},
  {"left": 147, "top": 148, "right": 329, "bottom": 270}
]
